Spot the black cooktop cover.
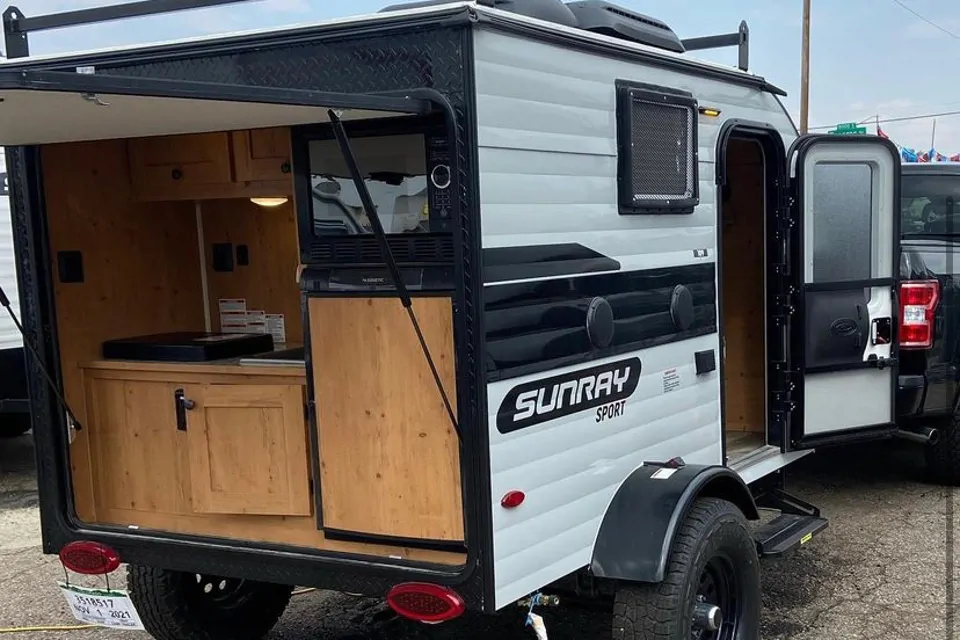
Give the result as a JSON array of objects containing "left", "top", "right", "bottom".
[{"left": 102, "top": 332, "right": 275, "bottom": 362}]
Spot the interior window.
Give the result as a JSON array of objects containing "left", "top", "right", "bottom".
[
  {"left": 901, "top": 175, "right": 960, "bottom": 234},
  {"left": 810, "top": 162, "right": 874, "bottom": 282},
  {"left": 308, "top": 133, "right": 429, "bottom": 236}
]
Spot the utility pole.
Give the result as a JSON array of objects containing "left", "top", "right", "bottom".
[{"left": 800, "top": 0, "right": 811, "bottom": 134}]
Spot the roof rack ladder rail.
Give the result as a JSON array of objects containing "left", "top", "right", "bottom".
[
  {"left": 2, "top": 0, "right": 257, "bottom": 59},
  {"left": 680, "top": 20, "right": 749, "bottom": 72}
]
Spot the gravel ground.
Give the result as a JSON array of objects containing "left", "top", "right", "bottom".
[{"left": 1, "top": 431, "right": 956, "bottom": 639}]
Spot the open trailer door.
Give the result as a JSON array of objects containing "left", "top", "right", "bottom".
[
  {"left": 784, "top": 134, "right": 901, "bottom": 448},
  {"left": 0, "top": 67, "right": 469, "bottom": 546},
  {"left": 0, "top": 69, "right": 430, "bottom": 146}
]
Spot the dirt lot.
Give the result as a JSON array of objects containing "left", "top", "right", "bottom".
[{"left": 0, "top": 431, "right": 955, "bottom": 639}]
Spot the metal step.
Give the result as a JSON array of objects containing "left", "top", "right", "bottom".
[{"left": 753, "top": 513, "right": 829, "bottom": 556}]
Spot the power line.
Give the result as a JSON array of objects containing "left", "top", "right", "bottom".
[
  {"left": 809, "top": 108, "right": 960, "bottom": 130},
  {"left": 888, "top": 0, "right": 960, "bottom": 41}
]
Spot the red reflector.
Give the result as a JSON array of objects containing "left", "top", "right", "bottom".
[
  {"left": 900, "top": 280, "right": 940, "bottom": 350},
  {"left": 386, "top": 583, "right": 466, "bottom": 623},
  {"left": 501, "top": 490, "right": 525, "bottom": 509},
  {"left": 58, "top": 541, "right": 121, "bottom": 575}
]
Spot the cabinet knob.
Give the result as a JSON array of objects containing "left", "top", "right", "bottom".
[
  {"left": 280, "top": 161, "right": 291, "bottom": 174},
  {"left": 171, "top": 168, "right": 183, "bottom": 181}
]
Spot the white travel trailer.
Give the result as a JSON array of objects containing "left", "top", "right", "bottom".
[
  {"left": 0, "top": 147, "right": 29, "bottom": 438},
  {"left": 0, "top": 0, "right": 903, "bottom": 638}
]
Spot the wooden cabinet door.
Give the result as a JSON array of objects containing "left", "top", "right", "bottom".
[
  {"left": 128, "top": 132, "right": 233, "bottom": 192},
  {"left": 310, "top": 296, "right": 464, "bottom": 542},
  {"left": 184, "top": 384, "right": 311, "bottom": 517},
  {"left": 84, "top": 377, "right": 189, "bottom": 514},
  {"left": 231, "top": 128, "right": 292, "bottom": 183}
]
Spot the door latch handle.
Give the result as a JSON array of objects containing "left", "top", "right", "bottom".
[{"left": 174, "top": 388, "right": 194, "bottom": 431}]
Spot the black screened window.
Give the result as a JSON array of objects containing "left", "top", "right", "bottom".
[{"left": 616, "top": 81, "right": 699, "bottom": 214}]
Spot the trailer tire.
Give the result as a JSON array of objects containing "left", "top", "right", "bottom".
[
  {"left": 127, "top": 565, "right": 293, "bottom": 640},
  {"left": 0, "top": 414, "right": 30, "bottom": 438},
  {"left": 611, "top": 497, "right": 760, "bottom": 640},
  {"left": 926, "top": 413, "right": 960, "bottom": 486}
]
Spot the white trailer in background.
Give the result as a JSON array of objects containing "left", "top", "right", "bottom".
[{"left": 0, "top": 148, "right": 29, "bottom": 438}]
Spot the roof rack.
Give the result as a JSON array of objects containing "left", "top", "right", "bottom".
[
  {"left": 2, "top": 0, "right": 257, "bottom": 59},
  {"left": 681, "top": 20, "right": 749, "bottom": 72}
]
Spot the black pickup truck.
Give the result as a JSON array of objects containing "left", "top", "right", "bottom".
[{"left": 899, "top": 163, "right": 960, "bottom": 484}]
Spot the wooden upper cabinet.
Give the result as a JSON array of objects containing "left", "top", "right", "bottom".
[
  {"left": 185, "top": 383, "right": 311, "bottom": 517},
  {"left": 232, "top": 128, "right": 292, "bottom": 183},
  {"left": 128, "top": 132, "right": 234, "bottom": 192}
]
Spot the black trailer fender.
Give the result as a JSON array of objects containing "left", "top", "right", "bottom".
[{"left": 589, "top": 461, "right": 759, "bottom": 583}]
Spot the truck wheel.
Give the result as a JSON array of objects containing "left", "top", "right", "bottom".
[
  {"left": 926, "top": 413, "right": 960, "bottom": 486},
  {"left": 127, "top": 565, "right": 293, "bottom": 640},
  {"left": 612, "top": 497, "right": 760, "bottom": 640},
  {"left": 0, "top": 414, "right": 30, "bottom": 438}
]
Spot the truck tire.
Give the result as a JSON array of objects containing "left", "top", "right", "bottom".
[
  {"left": 127, "top": 565, "right": 293, "bottom": 640},
  {"left": 611, "top": 497, "right": 760, "bottom": 640},
  {"left": 0, "top": 414, "right": 30, "bottom": 438},
  {"left": 926, "top": 413, "right": 960, "bottom": 486}
]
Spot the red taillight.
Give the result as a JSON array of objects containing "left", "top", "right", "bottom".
[
  {"left": 386, "top": 583, "right": 465, "bottom": 623},
  {"left": 900, "top": 280, "right": 940, "bottom": 349},
  {"left": 58, "top": 541, "right": 121, "bottom": 575}
]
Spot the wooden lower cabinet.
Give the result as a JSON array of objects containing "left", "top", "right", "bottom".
[
  {"left": 185, "top": 383, "right": 311, "bottom": 516},
  {"left": 73, "top": 361, "right": 467, "bottom": 566},
  {"left": 82, "top": 367, "right": 311, "bottom": 519}
]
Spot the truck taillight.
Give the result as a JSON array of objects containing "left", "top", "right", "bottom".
[{"left": 899, "top": 280, "right": 940, "bottom": 349}]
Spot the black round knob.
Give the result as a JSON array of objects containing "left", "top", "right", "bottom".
[
  {"left": 586, "top": 297, "right": 615, "bottom": 349},
  {"left": 669, "top": 285, "right": 695, "bottom": 331},
  {"left": 281, "top": 162, "right": 291, "bottom": 174},
  {"left": 171, "top": 168, "right": 183, "bottom": 181}
]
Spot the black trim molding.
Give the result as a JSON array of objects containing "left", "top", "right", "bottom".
[
  {"left": 482, "top": 243, "right": 621, "bottom": 284},
  {"left": 485, "top": 262, "right": 717, "bottom": 381}
]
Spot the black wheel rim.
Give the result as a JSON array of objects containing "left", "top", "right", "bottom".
[
  {"left": 184, "top": 573, "right": 259, "bottom": 614},
  {"left": 692, "top": 554, "right": 742, "bottom": 640}
]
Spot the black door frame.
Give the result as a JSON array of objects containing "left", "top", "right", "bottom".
[{"left": 715, "top": 119, "right": 788, "bottom": 460}]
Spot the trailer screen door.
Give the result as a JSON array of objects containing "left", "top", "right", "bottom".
[{"left": 790, "top": 135, "right": 900, "bottom": 445}]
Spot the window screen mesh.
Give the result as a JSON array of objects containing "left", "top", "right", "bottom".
[{"left": 628, "top": 98, "right": 695, "bottom": 202}]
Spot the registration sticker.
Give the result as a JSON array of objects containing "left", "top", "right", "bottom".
[{"left": 58, "top": 582, "right": 145, "bottom": 630}]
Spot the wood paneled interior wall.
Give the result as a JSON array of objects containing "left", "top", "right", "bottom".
[
  {"left": 720, "top": 138, "right": 766, "bottom": 434},
  {"left": 41, "top": 140, "right": 205, "bottom": 520},
  {"left": 200, "top": 198, "right": 302, "bottom": 345}
]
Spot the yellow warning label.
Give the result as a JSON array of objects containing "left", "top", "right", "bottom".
[
  {"left": 420, "top": 202, "right": 430, "bottom": 220},
  {"left": 800, "top": 532, "right": 813, "bottom": 545}
]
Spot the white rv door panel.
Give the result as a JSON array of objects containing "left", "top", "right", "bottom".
[{"left": 788, "top": 135, "right": 900, "bottom": 444}]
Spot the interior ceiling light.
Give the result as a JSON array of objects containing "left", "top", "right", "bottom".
[{"left": 250, "top": 196, "right": 288, "bottom": 207}]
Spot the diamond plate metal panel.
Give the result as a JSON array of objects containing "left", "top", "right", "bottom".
[{"left": 93, "top": 29, "right": 467, "bottom": 104}]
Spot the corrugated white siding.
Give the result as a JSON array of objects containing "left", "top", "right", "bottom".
[
  {"left": 473, "top": 27, "right": 796, "bottom": 609},
  {"left": 0, "top": 149, "right": 20, "bottom": 352}
]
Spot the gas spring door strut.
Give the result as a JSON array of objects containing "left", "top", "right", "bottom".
[{"left": 327, "top": 109, "right": 461, "bottom": 441}]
